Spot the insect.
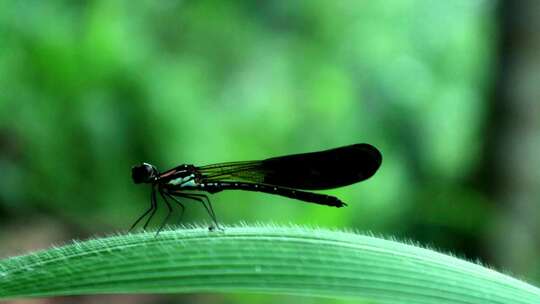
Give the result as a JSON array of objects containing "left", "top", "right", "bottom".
[{"left": 131, "top": 143, "right": 382, "bottom": 233}]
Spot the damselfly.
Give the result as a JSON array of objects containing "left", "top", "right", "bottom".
[{"left": 131, "top": 143, "right": 382, "bottom": 232}]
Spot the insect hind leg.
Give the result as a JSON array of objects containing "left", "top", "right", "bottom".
[
  {"left": 169, "top": 191, "right": 221, "bottom": 230},
  {"left": 163, "top": 191, "right": 186, "bottom": 225},
  {"left": 188, "top": 193, "right": 221, "bottom": 231}
]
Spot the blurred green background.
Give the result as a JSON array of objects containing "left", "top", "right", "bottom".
[{"left": 1, "top": 0, "right": 539, "bottom": 303}]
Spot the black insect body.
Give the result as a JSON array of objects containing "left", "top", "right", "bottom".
[{"left": 131, "top": 143, "right": 382, "bottom": 233}]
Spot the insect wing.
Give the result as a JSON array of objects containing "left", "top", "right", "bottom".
[{"left": 198, "top": 144, "right": 382, "bottom": 190}]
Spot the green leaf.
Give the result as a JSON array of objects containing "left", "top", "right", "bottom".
[{"left": 0, "top": 224, "right": 538, "bottom": 303}]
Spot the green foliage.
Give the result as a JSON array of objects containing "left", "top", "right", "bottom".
[
  {"left": 0, "top": 0, "right": 496, "bottom": 239},
  {"left": 1, "top": 225, "right": 538, "bottom": 303}
]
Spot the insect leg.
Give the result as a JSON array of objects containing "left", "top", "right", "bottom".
[
  {"left": 143, "top": 186, "right": 158, "bottom": 230},
  {"left": 163, "top": 192, "right": 186, "bottom": 225},
  {"left": 169, "top": 191, "right": 221, "bottom": 230},
  {"left": 156, "top": 189, "right": 173, "bottom": 236},
  {"left": 129, "top": 186, "right": 156, "bottom": 232},
  {"left": 186, "top": 193, "right": 220, "bottom": 230}
]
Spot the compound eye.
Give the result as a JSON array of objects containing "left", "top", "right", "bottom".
[{"left": 131, "top": 163, "right": 156, "bottom": 184}]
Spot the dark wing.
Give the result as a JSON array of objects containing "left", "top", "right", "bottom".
[
  {"left": 259, "top": 143, "right": 382, "bottom": 190},
  {"left": 198, "top": 143, "right": 382, "bottom": 190}
]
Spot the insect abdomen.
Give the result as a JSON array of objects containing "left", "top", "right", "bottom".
[{"left": 199, "top": 182, "right": 346, "bottom": 207}]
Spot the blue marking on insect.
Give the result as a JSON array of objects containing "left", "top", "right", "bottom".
[{"left": 169, "top": 174, "right": 196, "bottom": 186}]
